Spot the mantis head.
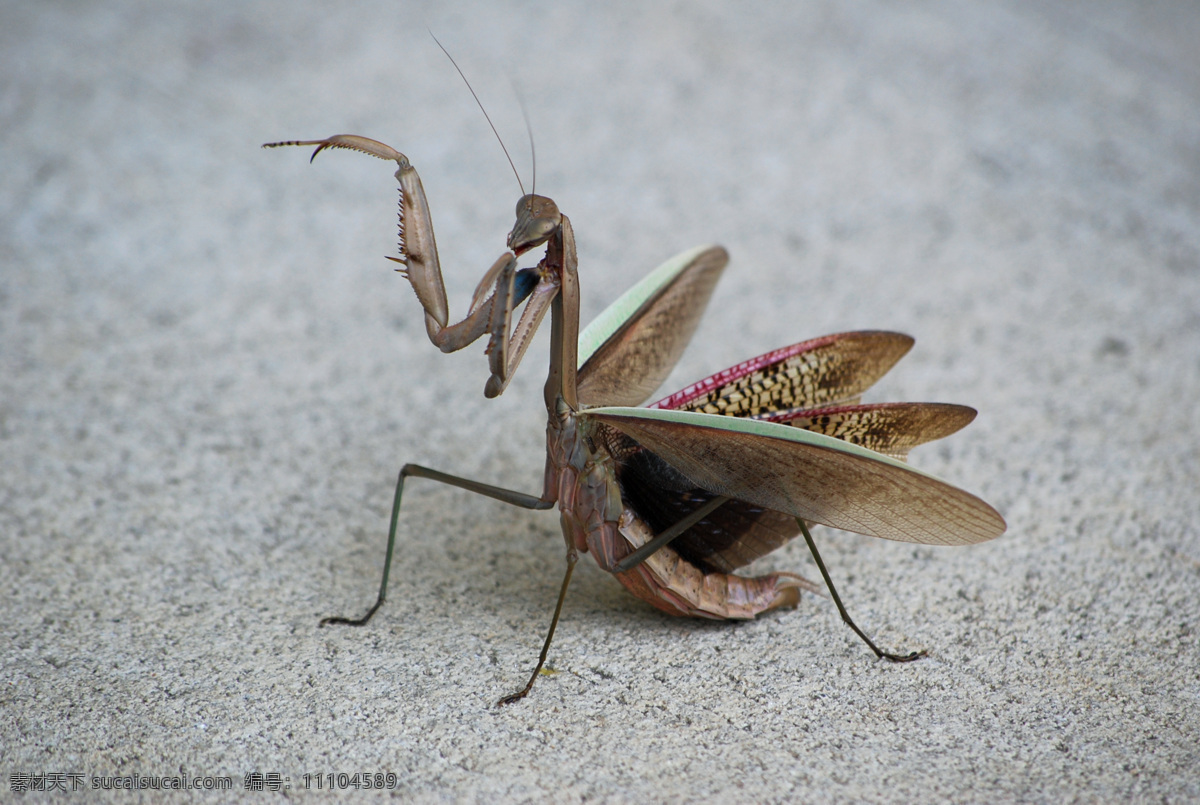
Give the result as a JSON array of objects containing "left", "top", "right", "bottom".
[{"left": 508, "top": 195, "right": 561, "bottom": 256}]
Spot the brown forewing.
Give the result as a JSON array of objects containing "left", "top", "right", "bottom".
[
  {"left": 588, "top": 411, "right": 1006, "bottom": 546},
  {"left": 576, "top": 247, "right": 728, "bottom": 408}
]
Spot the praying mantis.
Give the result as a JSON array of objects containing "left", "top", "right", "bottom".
[{"left": 265, "top": 123, "right": 1005, "bottom": 704}]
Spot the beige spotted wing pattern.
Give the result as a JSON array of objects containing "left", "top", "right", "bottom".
[{"left": 650, "top": 331, "right": 915, "bottom": 416}]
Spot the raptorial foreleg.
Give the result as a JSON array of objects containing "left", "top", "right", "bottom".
[{"left": 263, "top": 135, "right": 559, "bottom": 396}]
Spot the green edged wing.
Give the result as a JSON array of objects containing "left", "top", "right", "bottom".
[
  {"left": 576, "top": 245, "right": 727, "bottom": 407},
  {"left": 584, "top": 406, "right": 1006, "bottom": 546},
  {"left": 602, "top": 402, "right": 977, "bottom": 571}
]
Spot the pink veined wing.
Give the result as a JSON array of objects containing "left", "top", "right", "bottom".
[{"left": 650, "top": 330, "right": 914, "bottom": 416}]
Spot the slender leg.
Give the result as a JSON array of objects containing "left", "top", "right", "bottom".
[
  {"left": 498, "top": 549, "right": 578, "bottom": 706},
  {"left": 797, "top": 519, "right": 924, "bottom": 662},
  {"left": 320, "top": 463, "right": 553, "bottom": 627},
  {"left": 611, "top": 495, "right": 731, "bottom": 574}
]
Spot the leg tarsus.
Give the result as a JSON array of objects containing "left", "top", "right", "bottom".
[
  {"left": 498, "top": 550, "right": 578, "bottom": 706},
  {"left": 797, "top": 519, "right": 926, "bottom": 663},
  {"left": 319, "top": 597, "right": 384, "bottom": 628},
  {"left": 261, "top": 135, "right": 409, "bottom": 166}
]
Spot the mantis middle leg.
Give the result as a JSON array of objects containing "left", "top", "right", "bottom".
[{"left": 321, "top": 463, "right": 554, "bottom": 628}]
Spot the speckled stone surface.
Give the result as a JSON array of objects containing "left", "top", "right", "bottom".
[{"left": 3, "top": 1, "right": 1198, "bottom": 801}]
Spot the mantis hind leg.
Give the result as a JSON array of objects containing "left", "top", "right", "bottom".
[
  {"left": 797, "top": 519, "right": 925, "bottom": 662},
  {"left": 320, "top": 464, "right": 553, "bottom": 627}
]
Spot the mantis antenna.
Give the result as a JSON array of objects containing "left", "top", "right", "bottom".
[
  {"left": 511, "top": 79, "right": 537, "bottom": 199},
  {"left": 429, "top": 32, "right": 526, "bottom": 199}
]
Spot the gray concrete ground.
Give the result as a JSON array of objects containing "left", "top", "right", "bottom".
[{"left": 3, "top": 1, "right": 1199, "bottom": 801}]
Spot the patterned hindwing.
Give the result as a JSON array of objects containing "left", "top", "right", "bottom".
[
  {"left": 768, "top": 402, "right": 977, "bottom": 461},
  {"left": 650, "top": 331, "right": 914, "bottom": 418}
]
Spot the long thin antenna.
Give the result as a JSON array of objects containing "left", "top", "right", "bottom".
[
  {"left": 430, "top": 32, "right": 525, "bottom": 198},
  {"left": 511, "top": 79, "right": 537, "bottom": 198}
]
